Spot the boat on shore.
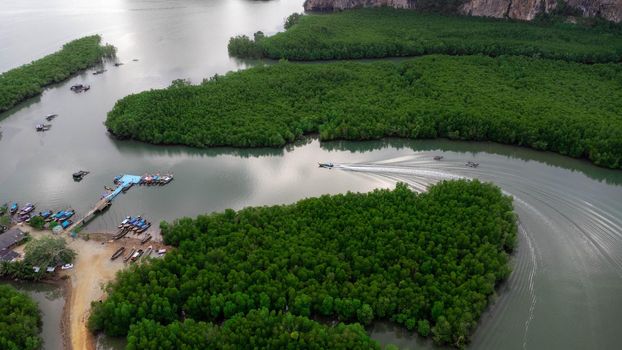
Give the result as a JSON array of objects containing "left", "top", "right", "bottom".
[
  {"left": 141, "top": 246, "right": 153, "bottom": 261},
  {"left": 141, "top": 234, "right": 152, "bottom": 244},
  {"left": 111, "top": 247, "right": 125, "bottom": 260},
  {"left": 131, "top": 249, "right": 143, "bottom": 262},
  {"left": 113, "top": 228, "right": 129, "bottom": 240},
  {"left": 9, "top": 203, "right": 18, "bottom": 215},
  {"left": 123, "top": 248, "right": 136, "bottom": 262}
]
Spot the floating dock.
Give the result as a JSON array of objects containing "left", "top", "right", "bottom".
[{"left": 65, "top": 174, "right": 142, "bottom": 233}]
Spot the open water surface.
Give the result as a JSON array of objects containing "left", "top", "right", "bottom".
[{"left": 1, "top": 1, "right": 621, "bottom": 349}]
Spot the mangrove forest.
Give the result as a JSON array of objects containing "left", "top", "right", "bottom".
[
  {"left": 89, "top": 180, "right": 517, "bottom": 347},
  {"left": 0, "top": 284, "right": 42, "bottom": 350},
  {"left": 228, "top": 8, "right": 622, "bottom": 62},
  {"left": 105, "top": 56, "right": 622, "bottom": 169},
  {"left": 0, "top": 35, "right": 115, "bottom": 112}
]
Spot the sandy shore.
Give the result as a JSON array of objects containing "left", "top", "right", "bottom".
[{"left": 15, "top": 225, "right": 169, "bottom": 350}]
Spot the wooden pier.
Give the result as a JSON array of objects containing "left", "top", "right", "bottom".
[
  {"left": 65, "top": 198, "right": 110, "bottom": 233},
  {"left": 63, "top": 174, "right": 142, "bottom": 233}
]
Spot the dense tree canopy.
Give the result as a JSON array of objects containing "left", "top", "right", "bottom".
[
  {"left": 24, "top": 236, "right": 75, "bottom": 268},
  {"left": 0, "top": 284, "right": 42, "bottom": 350},
  {"left": 106, "top": 56, "right": 622, "bottom": 168},
  {"left": 228, "top": 8, "right": 622, "bottom": 63},
  {"left": 126, "top": 309, "right": 380, "bottom": 350},
  {"left": 0, "top": 35, "right": 115, "bottom": 112},
  {"left": 89, "top": 180, "right": 517, "bottom": 347}
]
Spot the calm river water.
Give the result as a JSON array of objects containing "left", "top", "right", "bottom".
[{"left": 1, "top": 1, "right": 621, "bottom": 349}]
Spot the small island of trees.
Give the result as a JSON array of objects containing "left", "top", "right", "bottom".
[
  {"left": 0, "top": 35, "right": 115, "bottom": 112},
  {"left": 89, "top": 180, "right": 517, "bottom": 347}
]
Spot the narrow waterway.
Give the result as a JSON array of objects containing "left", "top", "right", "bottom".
[
  {"left": 0, "top": 281, "right": 65, "bottom": 350},
  {"left": 1, "top": 1, "right": 621, "bottom": 349}
]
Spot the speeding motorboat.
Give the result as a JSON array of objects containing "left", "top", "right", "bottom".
[{"left": 318, "top": 163, "right": 334, "bottom": 169}]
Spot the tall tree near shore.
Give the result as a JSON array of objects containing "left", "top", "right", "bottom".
[{"left": 24, "top": 236, "right": 75, "bottom": 268}]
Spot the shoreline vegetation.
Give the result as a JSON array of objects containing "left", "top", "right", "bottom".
[
  {"left": 0, "top": 35, "right": 115, "bottom": 113},
  {"left": 228, "top": 8, "right": 622, "bottom": 63},
  {"left": 105, "top": 56, "right": 622, "bottom": 169},
  {"left": 0, "top": 284, "right": 42, "bottom": 350},
  {"left": 89, "top": 180, "right": 517, "bottom": 348}
]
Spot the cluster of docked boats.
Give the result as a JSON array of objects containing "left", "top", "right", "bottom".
[
  {"left": 112, "top": 245, "right": 161, "bottom": 263},
  {"left": 5, "top": 202, "right": 74, "bottom": 228},
  {"left": 139, "top": 173, "right": 174, "bottom": 186},
  {"left": 111, "top": 245, "right": 165, "bottom": 263},
  {"left": 113, "top": 216, "right": 152, "bottom": 241},
  {"left": 41, "top": 209, "right": 75, "bottom": 229},
  {"left": 11, "top": 202, "right": 36, "bottom": 222}
]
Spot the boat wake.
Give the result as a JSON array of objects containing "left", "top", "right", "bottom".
[{"left": 336, "top": 154, "right": 622, "bottom": 349}]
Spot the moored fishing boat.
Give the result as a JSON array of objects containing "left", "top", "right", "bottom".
[
  {"left": 118, "top": 216, "right": 131, "bottom": 228},
  {"left": 137, "top": 222, "right": 151, "bottom": 234},
  {"left": 124, "top": 216, "right": 141, "bottom": 228},
  {"left": 9, "top": 203, "right": 18, "bottom": 215},
  {"left": 132, "top": 219, "right": 146, "bottom": 231},
  {"left": 64, "top": 209, "right": 75, "bottom": 220},
  {"left": 19, "top": 203, "right": 35, "bottom": 215},
  {"left": 61, "top": 219, "right": 72, "bottom": 229}
]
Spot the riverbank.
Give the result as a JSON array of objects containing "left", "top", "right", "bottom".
[
  {"left": 228, "top": 8, "right": 622, "bottom": 62},
  {"left": 14, "top": 227, "right": 169, "bottom": 350}
]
